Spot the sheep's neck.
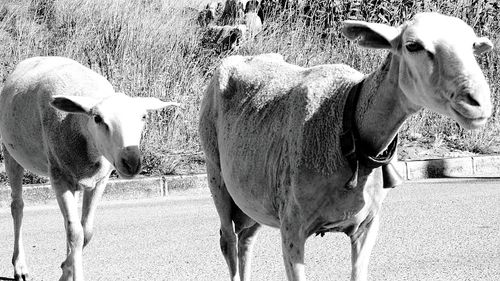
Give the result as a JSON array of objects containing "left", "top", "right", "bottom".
[
  {"left": 354, "top": 53, "right": 421, "bottom": 156},
  {"left": 77, "top": 115, "right": 106, "bottom": 164}
]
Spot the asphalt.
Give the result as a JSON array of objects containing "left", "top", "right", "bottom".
[
  {"left": 0, "top": 179, "right": 498, "bottom": 281},
  {"left": 1, "top": 155, "right": 500, "bottom": 206}
]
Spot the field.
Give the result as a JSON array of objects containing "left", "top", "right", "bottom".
[{"left": 0, "top": 0, "right": 499, "bottom": 179}]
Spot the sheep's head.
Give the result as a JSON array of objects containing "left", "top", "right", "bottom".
[
  {"left": 50, "top": 93, "right": 180, "bottom": 179},
  {"left": 342, "top": 12, "right": 493, "bottom": 129},
  {"left": 245, "top": 0, "right": 259, "bottom": 13}
]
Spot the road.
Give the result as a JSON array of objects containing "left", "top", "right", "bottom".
[{"left": 0, "top": 179, "right": 499, "bottom": 281}]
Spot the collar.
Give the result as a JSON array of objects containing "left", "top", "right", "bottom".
[{"left": 340, "top": 80, "right": 402, "bottom": 189}]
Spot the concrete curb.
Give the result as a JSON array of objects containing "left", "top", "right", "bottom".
[
  {"left": 1, "top": 156, "right": 499, "bottom": 206},
  {"left": 394, "top": 155, "right": 500, "bottom": 180},
  {"left": 0, "top": 174, "right": 208, "bottom": 207}
]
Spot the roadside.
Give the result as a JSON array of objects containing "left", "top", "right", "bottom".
[{"left": 1, "top": 154, "right": 499, "bottom": 207}]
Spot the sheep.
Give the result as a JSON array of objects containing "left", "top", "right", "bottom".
[
  {"left": 0, "top": 56, "right": 179, "bottom": 281},
  {"left": 244, "top": 0, "right": 263, "bottom": 36},
  {"left": 198, "top": 12, "right": 493, "bottom": 281},
  {"left": 197, "top": 2, "right": 224, "bottom": 27},
  {"left": 198, "top": 6, "right": 217, "bottom": 27},
  {"left": 199, "top": 0, "right": 264, "bottom": 52},
  {"left": 201, "top": 24, "right": 247, "bottom": 52},
  {"left": 219, "top": 0, "right": 244, "bottom": 25}
]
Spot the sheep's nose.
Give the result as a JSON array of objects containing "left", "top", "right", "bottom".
[
  {"left": 464, "top": 93, "right": 480, "bottom": 107},
  {"left": 118, "top": 146, "right": 141, "bottom": 177},
  {"left": 461, "top": 88, "right": 492, "bottom": 117}
]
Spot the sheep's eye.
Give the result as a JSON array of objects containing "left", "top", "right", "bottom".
[
  {"left": 405, "top": 42, "right": 425, "bottom": 53},
  {"left": 142, "top": 114, "right": 147, "bottom": 121},
  {"left": 94, "top": 115, "right": 103, "bottom": 124}
]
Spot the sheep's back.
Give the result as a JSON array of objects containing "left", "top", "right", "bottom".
[{"left": 211, "top": 53, "right": 364, "bottom": 189}]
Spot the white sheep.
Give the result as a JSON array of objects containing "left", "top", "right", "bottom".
[
  {"left": 244, "top": 1, "right": 263, "bottom": 37},
  {"left": 198, "top": 12, "right": 493, "bottom": 281},
  {"left": 0, "top": 56, "right": 179, "bottom": 281}
]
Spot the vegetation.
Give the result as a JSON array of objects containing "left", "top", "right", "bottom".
[{"left": 0, "top": 0, "right": 498, "bottom": 180}]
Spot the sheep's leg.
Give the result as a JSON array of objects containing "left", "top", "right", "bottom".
[
  {"left": 236, "top": 222, "right": 261, "bottom": 281},
  {"left": 280, "top": 206, "right": 306, "bottom": 281},
  {"left": 53, "top": 180, "right": 84, "bottom": 281},
  {"left": 206, "top": 162, "right": 240, "bottom": 281},
  {"left": 81, "top": 177, "right": 109, "bottom": 247},
  {"left": 349, "top": 215, "right": 380, "bottom": 281},
  {"left": 3, "top": 146, "right": 29, "bottom": 281}
]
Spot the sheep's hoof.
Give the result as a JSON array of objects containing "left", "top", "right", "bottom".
[
  {"left": 58, "top": 272, "right": 74, "bottom": 281},
  {"left": 59, "top": 263, "right": 74, "bottom": 281},
  {"left": 14, "top": 273, "right": 29, "bottom": 281}
]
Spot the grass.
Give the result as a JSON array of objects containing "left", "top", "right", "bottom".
[{"left": 0, "top": 0, "right": 499, "bottom": 181}]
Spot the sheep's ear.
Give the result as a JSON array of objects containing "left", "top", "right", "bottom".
[
  {"left": 135, "top": 97, "right": 182, "bottom": 111},
  {"left": 50, "top": 95, "right": 99, "bottom": 114},
  {"left": 342, "top": 20, "right": 401, "bottom": 50},
  {"left": 474, "top": 37, "right": 493, "bottom": 55}
]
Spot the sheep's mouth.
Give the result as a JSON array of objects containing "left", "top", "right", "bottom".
[
  {"left": 113, "top": 162, "right": 140, "bottom": 179},
  {"left": 115, "top": 169, "right": 136, "bottom": 179},
  {"left": 450, "top": 105, "right": 488, "bottom": 129}
]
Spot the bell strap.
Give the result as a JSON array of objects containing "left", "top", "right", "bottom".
[{"left": 340, "top": 81, "right": 403, "bottom": 190}]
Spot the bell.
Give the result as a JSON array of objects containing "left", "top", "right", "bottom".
[{"left": 382, "top": 162, "right": 404, "bottom": 188}]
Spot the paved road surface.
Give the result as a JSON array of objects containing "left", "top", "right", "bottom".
[{"left": 0, "top": 179, "right": 499, "bottom": 281}]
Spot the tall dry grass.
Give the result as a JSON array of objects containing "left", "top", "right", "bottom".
[{"left": 0, "top": 0, "right": 498, "bottom": 177}]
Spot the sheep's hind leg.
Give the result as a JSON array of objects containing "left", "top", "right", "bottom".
[
  {"left": 235, "top": 217, "right": 261, "bottom": 281},
  {"left": 207, "top": 162, "right": 240, "bottom": 281},
  {"left": 3, "top": 146, "right": 29, "bottom": 281}
]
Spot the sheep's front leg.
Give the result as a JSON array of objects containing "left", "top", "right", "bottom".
[
  {"left": 81, "top": 177, "right": 109, "bottom": 247},
  {"left": 54, "top": 186, "right": 84, "bottom": 281},
  {"left": 280, "top": 207, "right": 306, "bottom": 281},
  {"left": 350, "top": 214, "right": 380, "bottom": 281}
]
